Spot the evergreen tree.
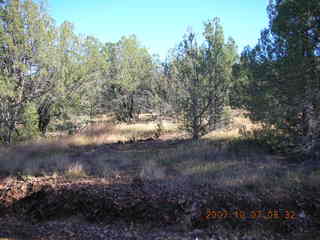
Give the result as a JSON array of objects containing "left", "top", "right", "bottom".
[
  {"left": 101, "top": 35, "right": 154, "bottom": 122},
  {"left": 170, "top": 18, "right": 237, "bottom": 139},
  {"left": 0, "top": 0, "right": 56, "bottom": 143},
  {"left": 237, "top": 0, "right": 320, "bottom": 158}
]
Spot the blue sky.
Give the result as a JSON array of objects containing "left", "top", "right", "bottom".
[{"left": 48, "top": 1, "right": 270, "bottom": 59}]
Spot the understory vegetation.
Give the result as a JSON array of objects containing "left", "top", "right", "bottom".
[{"left": 0, "top": 0, "right": 320, "bottom": 239}]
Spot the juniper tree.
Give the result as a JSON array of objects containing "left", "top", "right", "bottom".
[
  {"left": 237, "top": 0, "right": 320, "bottom": 158},
  {"left": 0, "top": 0, "right": 56, "bottom": 143},
  {"left": 170, "top": 18, "right": 237, "bottom": 139},
  {"left": 101, "top": 35, "right": 154, "bottom": 122},
  {"left": 37, "top": 22, "right": 108, "bottom": 135}
]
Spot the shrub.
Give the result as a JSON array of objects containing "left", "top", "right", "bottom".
[{"left": 18, "top": 103, "right": 40, "bottom": 141}]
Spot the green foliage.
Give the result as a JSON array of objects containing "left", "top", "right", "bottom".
[
  {"left": 0, "top": 0, "right": 56, "bottom": 143},
  {"left": 218, "top": 106, "right": 232, "bottom": 130},
  {"left": 101, "top": 35, "right": 155, "bottom": 122},
  {"left": 169, "top": 18, "right": 237, "bottom": 139},
  {"left": 20, "top": 102, "right": 40, "bottom": 140},
  {"left": 0, "top": 0, "right": 110, "bottom": 140},
  {"left": 113, "top": 35, "right": 153, "bottom": 91},
  {"left": 238, "top": 125, "right": 295, "bottom": 154},
  {"left": 0, "top": 2, "right": 238, "bottom": 143},
  {"left": 235, "top": 0, "right": 320, "bottom": 158}
]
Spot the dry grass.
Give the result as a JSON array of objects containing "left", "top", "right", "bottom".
[
  {"left": 63, "top": 117, "right": 179, "bottom": 146},
  {"left": 1, "top": 110, "right": 319, "bottom": 196},
  {"left": 1, "top": 110, "right": 320, "bottom": 238},
  {"left": 65, "top": 162, "right": 87, "bottom": 178},
  {"left": 203, "top": 109, "right": 261, "bottom": 141},
  {"left": 0, "top": 114, "right": 180, "bottom": 177}
]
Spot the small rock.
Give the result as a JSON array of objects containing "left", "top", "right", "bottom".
[
  {"left": 124, "top": 231, "right": 134, "bottom": 238},
  {"left": 298, "top": 211, "right": 306, "bottom": 218},
  {"left": 191, "top": 229, "right": 203, "bottom": 236}
]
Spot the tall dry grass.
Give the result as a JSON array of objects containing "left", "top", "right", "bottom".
[
  {"left": 1, "top": 110, "right": 319, "bottom": 193},
  {"left": 1, "top": 111, "right": 319, "bottom": 239}
]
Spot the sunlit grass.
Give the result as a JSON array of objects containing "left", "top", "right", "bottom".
[
  {"left": 63, "top": 117, "right": 179, "bottom": 146},
  {"left": 0, "top": 110, "right": 317, "bottom": 197},
  {"left": 184, "top": 161, "right": 239, "bottom": 175},
  {"left": 203, "top": 110, "right": 261, "bottom": 141},
  {"left": 65, "top": 162, "right": 87, "bottom": 178}
]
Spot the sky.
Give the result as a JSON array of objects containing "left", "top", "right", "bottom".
[{"left": 48, "top": 0, "right": 270, "bottom": 59}]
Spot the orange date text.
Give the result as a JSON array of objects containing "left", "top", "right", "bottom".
[{"left": 204, "top": 209, "right": 296, "bottom": 220}]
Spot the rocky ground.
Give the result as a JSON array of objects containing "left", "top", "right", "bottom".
[{"left": 0, "top": 172, "right": 319, "bottom": 240}]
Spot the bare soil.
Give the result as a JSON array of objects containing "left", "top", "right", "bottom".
[{"left": 1, "top": 137, "right": 320, "bottom": 239}]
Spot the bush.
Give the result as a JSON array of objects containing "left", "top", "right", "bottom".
[
  {"left": 238, "top": 125, "right": 296, "bottom": 155},
  {"left": 18, "top": 103, "right": 40, "bottom": 141},
  {"left": 216, "top": 107, "right": 233, "bottom": 130}
]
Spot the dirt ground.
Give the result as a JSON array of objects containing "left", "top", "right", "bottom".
[{"left": 1, "top": 117, "right": 320, "bottom": 239}]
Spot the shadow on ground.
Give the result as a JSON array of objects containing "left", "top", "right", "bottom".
[{"left": 1, "top": 134, "right": 320, "bottom": 239}]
